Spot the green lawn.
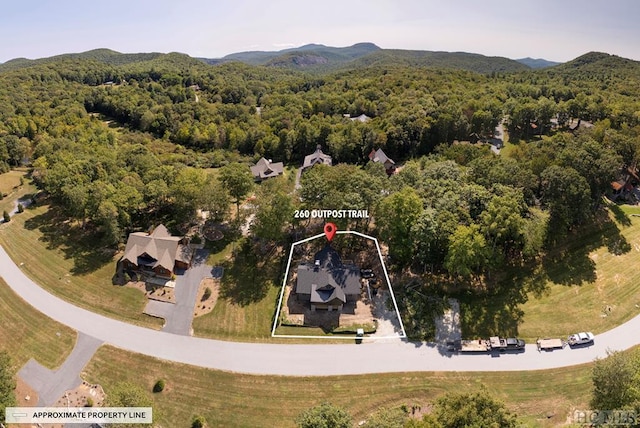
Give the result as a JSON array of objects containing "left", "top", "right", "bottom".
[
  {"left": 0, "top": 278, "right": 76, "bottom": 369},
  {"left": 0, "top": 202, "right": 163, "bottom": 330},
  {"left": 0, "top": 169, "right": 29, "bottom": 215},
  {"left": 83, "top": 344, "right": 594, "bottom": 428},
  {"left": 193, "top": 240, "right": 283, "bottom": 341},
  {"left": 461, "top": 205, "right": 640, "bottom": 341},
  {"left": 0, "top": 169, "right": 26, "bottom": 196}
]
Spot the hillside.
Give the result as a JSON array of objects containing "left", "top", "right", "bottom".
[
  {"left": 198, "top": 43, "right": 527, "bottom": 74},
  {"left": 342, "top": 49, "right": 528, "bottom": 74},
  {"left": 540, "top": 51, "right": 640, "bottom": 87},
  {"left": 220, "top": 42, "right": 380, "bottom": 66},
  {"left": 516, "top": 57, "right": 561, "bottom": 69},
  {"left": 0, "top": 49, "right": 183, "bottom": 72}
]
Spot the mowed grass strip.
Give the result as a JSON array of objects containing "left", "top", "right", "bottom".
[
  {"left": 0, "top": 170, "right": 25, "bottom": 195},
  {"left": 84, "top": 344, "right": 592, "bottom": 428},
  {"left": 0, "top": 278, "right": 76, "bottom": 369},
  {"left": 193, "top": 242, "right": 282, "bottom": 341},
  {"left": 0, "top": 204, "right": 162, "bottom": 329}
]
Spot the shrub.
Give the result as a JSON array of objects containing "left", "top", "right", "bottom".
[
  {"left": 191, "top": 234, "right": 202, "bottom": 244},
  {"left": 2, "top": 211, "right": 10, "bottom": 223},
  {"left": 86, "top": 397, "right": 94, "bottom": 407},
  {"left": 192, "top": 415, "right": 207, "bottom": 428},
  {"left": 17, "top": 203, "right": 24, "bottom": 213},
  {"left": 202, "top": 287, "right": 212, "bottom": 301},
  {"left": 152, "top": 379, "right": 166, "bottom": 393}
]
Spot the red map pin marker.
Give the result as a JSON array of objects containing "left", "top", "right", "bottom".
[{"left": 324, "top": 222, "right": 337, "bottom": 242}]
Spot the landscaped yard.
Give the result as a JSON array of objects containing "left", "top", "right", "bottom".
[
  {"left": 461, "top": 204, "right": 640, "bottom": 341},
  {"left": 0, "top": 262, "right": 597, "bottom": 428},
  {"left": 193, "top": 240, "right": 283, "bottom": 341},
  {"left": 83, "top": 344, "right": 594, "bottom": 428},
  {"left": 0, "top": 201, "right": 163, "bottom": 330}
]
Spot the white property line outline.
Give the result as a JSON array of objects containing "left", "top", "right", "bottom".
[{"left": 271, "top": 230, "right": 407, "bottom": 339}]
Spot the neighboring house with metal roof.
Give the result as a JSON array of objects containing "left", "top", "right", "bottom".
[
  {"left": 250, "top": 157, "right": 284, "bottom": 181},
  {"left": 302, "top": 145, "right": 332, "bottom": 172},
  {"left": 295, "top": 245, "right": 360, "bottom": 312},
  {"left": 368, "top": 148, "right": 396, "bottom": 175},
  {"left": 122, "top": 224, "right": 192, "bottom": 278}
]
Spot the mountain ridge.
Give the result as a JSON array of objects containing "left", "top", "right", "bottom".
[
  {"left": 3, "top": 45, "right": 638, "bottom": 77},
  {"left": 516, "top": 57, "right": 561, "bottom": 69}
]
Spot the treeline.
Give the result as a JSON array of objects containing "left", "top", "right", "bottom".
[{"left": 1, "top": 51, "right": 640, "bottom": 252}]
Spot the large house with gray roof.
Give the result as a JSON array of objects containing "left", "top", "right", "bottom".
[
  {"left": 122, "top": 224, "right": 192, "bottom": 278},
  {"left": 250, "top": 157, "right": 284, "bottom": 182},
  {"left": 301, "top": 145, "right": 332, "bottom": 172},
  {"left": 295, "top": 245, "right": 361, "bottom": 311}
]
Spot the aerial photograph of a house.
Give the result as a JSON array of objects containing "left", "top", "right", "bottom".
[
  {"left": 301, "top": 144, "right": 332, "bottom": 172},
  {"left": 295, "top": 245, "right": 360, "bottom": 312},
  {"left": 121, "top": 224, "right": 192, "bottom": 279},
  {"left": 250, "top": 157, "right": 284, "bottom": 182}
]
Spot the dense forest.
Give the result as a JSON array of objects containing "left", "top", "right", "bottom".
[{"left": 1, "top": 48, "right": 640, "bottom": 297}]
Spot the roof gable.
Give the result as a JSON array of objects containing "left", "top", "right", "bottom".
[
  {"left": 122, "top": 224, "right": 188, "bottom": 272},
  {"left": 302, "top": 145, "right": 332, "bottom": 169},
  {"left": 250, "top": 157, "right": 284, "bottom": 179}
]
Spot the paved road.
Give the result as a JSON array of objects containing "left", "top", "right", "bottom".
[
  {"left": 1, "top": 245, "right": 637, "bottom": 376},
  {"left": 18, "top": 333, "right": 103, "bottom": 406}
]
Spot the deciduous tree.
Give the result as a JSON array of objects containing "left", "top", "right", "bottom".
[
  {"left": 376, "top": 186, "right": 423, "bottom": 267},
  {"left": 0, "top": 351, "right": 17, "bottom": 424},
  {"left": 591, "top": 349, "right": 640, "bottom": 411},
  {"left": 295, "top": 403, "right": 352, "bottom": 428},
  {"left": 219, "top": 163, "right": 254, "bottom": 222}
]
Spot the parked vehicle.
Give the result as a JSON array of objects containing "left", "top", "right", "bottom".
[
  {"left": 536, "top": 338, "right": 566, "bottom": 351},
  {"left": 567, "top": 332, "right": 594, "bottom": 346},
  {"left": 454, "top": 336, "right": 525, "bottom": 353},
  {"left": 360, "top": 268, "right": 375, "bottom": 279}
]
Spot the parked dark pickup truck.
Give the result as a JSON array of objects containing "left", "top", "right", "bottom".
[{"left": 452, "top": 336, "right": 525, "bottom": 353}]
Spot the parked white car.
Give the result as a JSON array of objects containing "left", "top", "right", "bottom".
[{"left": 567, "top": 332, "right": 594, "bottom": 346}]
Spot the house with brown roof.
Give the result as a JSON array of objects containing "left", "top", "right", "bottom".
[
  {"left": 122, "top": 224, "right": 192, "bottom": 278},
  {"left": 302, "top": 145, "right": 332, "bottom": 172},
  {"left": 295, "top": 245, "right": 361, "bottom": 312},
  {"left": 368, "top": 148, "right": 396, "bottom": 175},
  {"left": 250, "top": 157, "right": 284, "bottom": 182}
]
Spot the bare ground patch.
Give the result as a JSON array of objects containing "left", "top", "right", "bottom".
[
  {"left": 193, "top": 278, "right": 220, "bottom": 317},
  {"left": 15, "top": 376, "right": 38, "bottom": 407},
  {"left": 126, "top": 281, "right": 175, "bottom": 303}
]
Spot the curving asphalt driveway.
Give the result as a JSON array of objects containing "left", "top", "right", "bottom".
[{"left": 1, "top": 245, "right": 637, "bottom": 376}]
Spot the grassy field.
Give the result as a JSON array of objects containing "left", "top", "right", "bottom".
[
  {"left": 83, "top": 344, "right": 593, "bottom": 428},
  {"left": 0, "top": 278, "right": 76, "bottom": 369},
  {"left": 461, "top": 205, "right": 640, "bottom": 341},
  {"left": 0, "top": 202, "right": 163, "bottom": 330},
  {"left": 193, "top": 240, "right": 284, "bottom": 341},
  {"left": 0, "top": 169, "right": 29, "bottom": 215},
  {"left": 0, "top": 169, "right": 26, "bottom": 196}
]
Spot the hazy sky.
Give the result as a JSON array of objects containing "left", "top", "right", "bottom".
[{"left": 1, "top": 0, "right": 639, "bottom": 63}]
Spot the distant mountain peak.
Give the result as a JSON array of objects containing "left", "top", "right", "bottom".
[{"left": 515, "top": 57, "right": 561, "bottom": 69}]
